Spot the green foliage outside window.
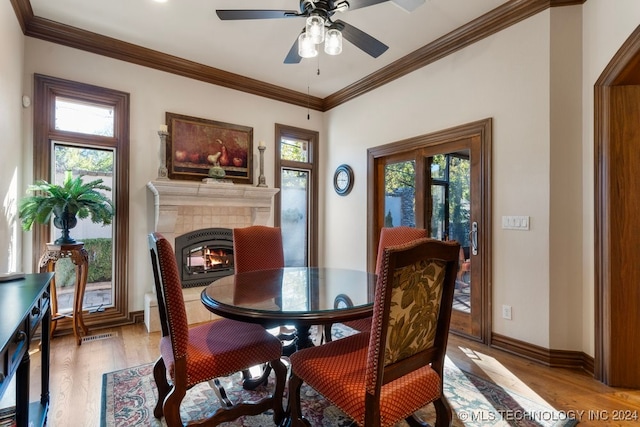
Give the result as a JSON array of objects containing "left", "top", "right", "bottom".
[
  {"left": 55, "top": 147, "right": 114, "bottom": 174},
  {"left": 383, "top": 155, "right": 470, "bottom": 246},
  {"left": 280, "top": 138, "right": 308, "bottom": 163},
  {"left": 384, "top": 161, "right": 415, "bottom": 194}
]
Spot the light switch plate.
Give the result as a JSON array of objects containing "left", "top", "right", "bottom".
[{"left": 502, "top": 215, "right": 530, "bottom": 230}]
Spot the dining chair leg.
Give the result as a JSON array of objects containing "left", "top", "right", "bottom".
[
  {"left": 270, "top": 358, "right": 288, "bottom": 425},
  {"left": 152, "top": 357, "right": 170, "bottom": 419},
  {"left": 162, "top": 386, "right": 186, "bottom": 427},
  {"left": 405, "top": 413, "right": 429, "bottom": 426},
  {"left": 286, "top": 372, "right": 311, "bottom": 427},
  {"left": 433, "top": 396, "right": 453, "bottom": 427}
]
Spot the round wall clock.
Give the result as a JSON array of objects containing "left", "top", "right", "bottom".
[{"left": 333, "top": 164, "right": 354, "bottom": 196}]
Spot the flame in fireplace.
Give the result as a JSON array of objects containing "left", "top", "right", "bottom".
[{"left": 204, "top": 248, "right": 231, "bottom": 269}]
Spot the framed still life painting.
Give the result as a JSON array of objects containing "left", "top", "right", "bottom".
[{"left": 165, "top": 112, "right": 253, "bottom": 184}]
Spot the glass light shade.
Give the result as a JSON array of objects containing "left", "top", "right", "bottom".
[
  {"left": 324, "top": 29, "right": 343, "bottom": 56},
  {"left": 306, "top": 16, "right": 325, "bottom": 44},
  {"left": 298, "top": 32, "right": 318, "bottom": 58}
]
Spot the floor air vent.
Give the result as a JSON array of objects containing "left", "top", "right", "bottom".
[{"left": 81, "top": 332, "right": 116, "bottom": 343}]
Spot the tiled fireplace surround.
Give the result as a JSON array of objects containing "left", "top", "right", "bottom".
[{"left": 144, "top": 180, "right": 279, "bottom": 332}]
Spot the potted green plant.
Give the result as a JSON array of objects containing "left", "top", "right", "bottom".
[{"left": 18, "top": 171, "right": 114, "bottom": 245}]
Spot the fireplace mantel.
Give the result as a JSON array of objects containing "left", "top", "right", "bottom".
[
  {"left": 145, "top": 179, "right": 279, "bottom": 332},
  {"left": 147, "top": 180, "right": 279, "bottom": 236},
  {"left": 147, "top": 180, "right": 280, "bottom": 208}
]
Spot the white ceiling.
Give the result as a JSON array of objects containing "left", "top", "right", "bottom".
[{"left": 29, "top": 0, "right": 510, "bottom": 98}]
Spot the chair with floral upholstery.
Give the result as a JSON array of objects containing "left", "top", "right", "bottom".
[
  {"left": 289, "top": 237, "right": 460, "bottom": 427},
  {"left": 148, "top": 232, "right": 286, "bottom": 427},
  {"left": 325, "top": 226, "right": 429, "bottom": 341}
]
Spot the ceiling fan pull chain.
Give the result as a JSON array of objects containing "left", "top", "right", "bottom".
[{"left": 307, "top": 85, "right": 311, "bottom": 120}]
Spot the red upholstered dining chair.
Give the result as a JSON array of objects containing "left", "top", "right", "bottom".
[
  {"left": 325, "top": 226, "right": 429, "bottom": 341},
  {"left": 289, "top": 237, "right": 460, "bottom": 427},
  {"left": 147, "top": 232, "right": 286, "bottom": 427},
  {"left": 233, "top": 225, "right": 285, "bottom": 274},
  {"left": 233, "top": 225, "right": 297, "bottom": 350}
]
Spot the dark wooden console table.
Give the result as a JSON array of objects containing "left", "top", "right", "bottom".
[
  {"left": 0, "top": 272, "right": 53, "bottom": 427},
  {"left": 39, "top": 242, "right": 89, "bottom": 345}
]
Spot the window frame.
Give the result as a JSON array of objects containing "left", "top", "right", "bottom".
[
  {"left": 274, "top": 123, "right": 319, "bottom": 267},
  {"left": 32, "top": 74, "right": 131, "bottom": 328}
]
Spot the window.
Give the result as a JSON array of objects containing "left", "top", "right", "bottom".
[
  {"left": 33, "top": 74, "right": 130, "bottom": 327},
  {"left": 275, "top": 124, "right": 318, "bottom": 267},
  {"left": 52, "top": 144, "right": 115, "bottom": 312}
]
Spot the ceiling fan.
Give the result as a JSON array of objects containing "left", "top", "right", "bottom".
[{"left": 216, "top": 0, "right": 425, "bottom": 64}]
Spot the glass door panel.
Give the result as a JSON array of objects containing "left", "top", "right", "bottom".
[
  {"left": 430, "top": 184, "right": 446, "bottom": 240},
  {"left": 280, "top": 168, "right": 309, "bottom": 267},
  {"left": 428, "top": 152, "right": 471, "bottom": 314},
  {"left": 424, "top": 148, "right": 475, "bottom": 333}
]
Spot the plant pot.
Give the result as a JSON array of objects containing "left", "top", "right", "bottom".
[{"left": 53, "top": 209, "right": 78, "bottom": 245}]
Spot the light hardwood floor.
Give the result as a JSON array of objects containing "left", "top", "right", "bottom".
[{"left": 17, "top": 324, "right": 640, "bottom": 426}]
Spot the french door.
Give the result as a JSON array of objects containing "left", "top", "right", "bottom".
[{"left": 367, "top": 119, "right": 491, "bottom": 342}]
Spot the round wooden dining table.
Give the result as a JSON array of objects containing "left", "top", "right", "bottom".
[{"left": 201, "top": 266, "right": 376, "bottom": 351}]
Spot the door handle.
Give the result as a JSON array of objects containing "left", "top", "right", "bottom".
[{"left": 470, "top": 221, "right": 478, "bottom": 256}]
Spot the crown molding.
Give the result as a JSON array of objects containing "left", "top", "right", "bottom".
[
  {"left": 9, "top": 0, "right": 33, "bottom": 33},
  {"left": 11, "top": 0, "right": 585, "bottom": 112},
  {"left": 14, "top": 2, "right": 324, "bottom": 111}
]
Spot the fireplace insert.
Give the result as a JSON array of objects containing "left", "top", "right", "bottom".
[{"left": 174, "top": 228, "right": 234, "bottom": 288}]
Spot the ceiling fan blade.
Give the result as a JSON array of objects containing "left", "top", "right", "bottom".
[
  {"left": 216, "top": 10, "right": 298, "bottom": 20},
  {"left": 333, "top": 20, "right": 389, "bottom": 58},
  {"left": 284, "top": 34, "right": 303, "bottom": 64},
  {"left": 391, "top": 0, "right": 425, "bottom": 12},
  {"left": 345, "top": 0, "right": 389, "bottom": 11}
]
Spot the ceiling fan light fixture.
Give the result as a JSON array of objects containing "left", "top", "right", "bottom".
[
  {"left": 298, "top": 32, "right": 318, "bottom": 58},
  {"left": 334, "top": 1, "right": 350, "bottom": 13},
  {"left": 306, "top": 15, "right": 325, "bottom": 44},
  {"left": 324, "top": 29, "right": 343, "bottom": 55}
]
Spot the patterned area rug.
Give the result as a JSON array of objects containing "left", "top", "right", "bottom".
[{"left": 101, "top": 329, "right": 578, "bottom": 427}]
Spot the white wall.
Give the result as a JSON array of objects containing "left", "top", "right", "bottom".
[
  {"left": 0, "top": 1, "right": 26, "bottom": 273},
  {"left": 548, "top": 6, "right": 583, "bottom": 351},
  {"left": 22, "top": 39, "right": 323, "bottom": 311}
]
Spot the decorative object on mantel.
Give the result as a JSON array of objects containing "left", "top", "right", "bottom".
[
  {"left": 203, "top": 166, "right": 234, "bottom": 185},
  {"left": 257, "top": 140, "right": 267, "bottom": 187},
  {"left": 203, "top": 147, "right": 231, "bottom": 184},
  {"left": 157, "top": 124, "right": 169, "bottom": 179},
  {"left": 165, "top": 112, "right": 253, "bottom": 184},
  {"left": 18, "top": 171, "right": 114, "bottom": 245}
]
